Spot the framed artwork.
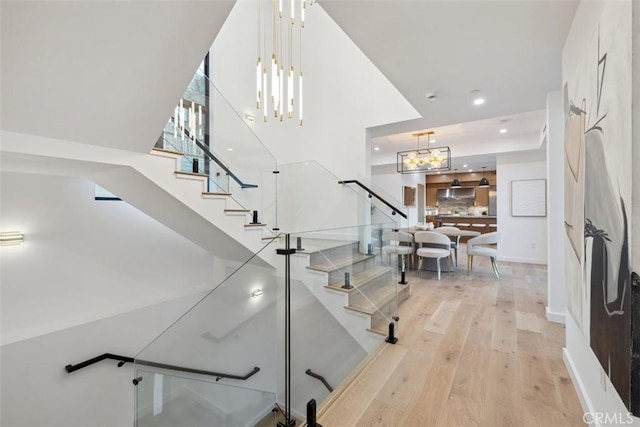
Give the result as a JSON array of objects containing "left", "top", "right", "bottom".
[
  {"left": 511, "top": 179, "right": 546, "bottom": 217},
  {"left": 403, "top": 186, "right": 415, "bottom": 207}
]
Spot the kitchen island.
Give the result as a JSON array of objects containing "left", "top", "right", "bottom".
[{"left": 435, "top": 215, "right": 497, "bottom": 238}]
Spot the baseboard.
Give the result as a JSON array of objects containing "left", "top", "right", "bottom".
[
  {"left": 497, "top": 255, "right": 547, "bottom": 265},
  {"left": 563, "top": 347, "right": 592, "bottom": 416},
  {"left": 546, "top": 306, "right": 566, "bottom": 324}
]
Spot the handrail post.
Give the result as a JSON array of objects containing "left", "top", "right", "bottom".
[
  {"left": 385, "top": 321, "right": 398, "bottom": 344},
  {"left": 306, "top": 399, "right": 322, "bottom": 427},
  {"left": 277, "top": 235, "right": 296, "bottom": 427},
  {"left": 399, "top": 254, "right": 408, "bottom": 285}
]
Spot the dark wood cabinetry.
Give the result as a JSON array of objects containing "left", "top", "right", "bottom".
[
  {"left": 425, "top": 170, "right": 496, "bottom": 207},
  {"left": 475, "top": 186, "right": 489, "bottom": 206}
]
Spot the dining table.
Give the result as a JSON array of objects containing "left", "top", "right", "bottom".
[{"left": 400, "top": 226, "right": 481, "bottom": 272}]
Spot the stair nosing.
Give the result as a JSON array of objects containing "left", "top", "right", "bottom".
[
  {"left": 343, "top": 283, "right": 409, "bottom": 315},
  {"left": 344, "top": 290, "right": 397, "bottom": 315},
  {"left": 151, "top": 147, "right": 184, "bottom": 156},
  {"left": 175, "top": 171, "right": 209, "bottom": 178},
  {"left": 306, "top": 253, "right": 374, "bottom": 273},
  {"left": 202, "top": 192, "right": 232, "bottom": 196},
  {"left": 325, "top": 266, "right": 391, "bottom": 292}
]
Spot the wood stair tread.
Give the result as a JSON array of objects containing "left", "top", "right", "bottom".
[
  {"left": 294, "top": 239, "right": 359, "bottom": 255},
  {"left": 151, "top": 146, "right": 184, "bottom": 156},
  {"left": 224, "top": 209, "right": 251, "bottom": 213},
  {"left": 202, "top": 192, "right": 232, "bottom": 196},
  {"left": 366, "top": 326, "right": 388, "bottom": 336},
  {"left": 307, "top": 253, "right": 374, "bottom": 273},
  {"left": 344, "top": 283, "right": 408, "bottom": 315},
  {"left": 244, "top": 223, "right": 266, "bottom": 227},
  {"left": 175, "top": 171, "right": 209, "bottom": 178},
  {"left": 325, "top": 265, "right": 391, "bottom": 292}
]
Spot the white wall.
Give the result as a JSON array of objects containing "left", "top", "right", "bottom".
[
  {"left": 496, "top": 150, "right": 548, "bottom": 264},
  {"left": 0, "top": 293, "right": 206, "bottom": 427},
  {"left": 212, "top": 1, "right": 418, "bottom": 179},
  {"left": 561, "top": 1, "right": 640, "bottom": 424},
  {"left": 211, "top": 0, "right": 418, "bottom": 232},
  {"left": 0, "top": 172, "right": 218, "bottom": 344},
  {"left": 0, "top": 0, "right": 234, "bottom": 153},
  {"left": 546, "top": 90, "right": 567, "bottom": 323},
  {"left": 0, "top": 171, "right": 282, "bottom": 426},
  {"left": 371, "top": 164, "right": 424, "bottom": 228}
]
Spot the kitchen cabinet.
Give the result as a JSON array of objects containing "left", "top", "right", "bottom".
[
  {"left": 426, "top": 187, "right": 438, "bottom": 207},
  {"left": 475, "top": 187, "right": 489, "bottom": 206}
]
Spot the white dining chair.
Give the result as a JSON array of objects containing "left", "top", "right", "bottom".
[
  {"left": 381, "top": 230, "right": 415, "bottom": 271},
  {"left": 466, "top": 231, "right": 502, "bottom": 278},
  {"left": 414, "top": 231, "right": 453, "bottom": 280},
  {"left": 432, "top": 226, "right": 461, "bottom": 267}
]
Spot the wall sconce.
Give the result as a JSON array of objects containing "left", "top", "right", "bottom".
[
  {"left": 0, "top": 231, "right": 24, "bottom": 246},
  {"left": 251, "top": 288, "right": 263, "bottom": 298}
]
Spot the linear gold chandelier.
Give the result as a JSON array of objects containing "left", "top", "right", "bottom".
[
  {"left": 397, "top": 131, "right": 452, "bottom": 174},
  {"left": 256, "top": 0, "right": 315, "bottom": 125}
]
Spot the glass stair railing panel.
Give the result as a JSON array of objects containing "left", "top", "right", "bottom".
[
  {"left": 158, "top": 63, "right": 278, "bottom": 230},
  {"left": 134, "top": 237, "right": 282, "bottom": 426},
  {"left": 208, "top": 80, "right": 278, "bottom": 231},
  {"left": 276, "top": 161, "right": 401, "bottom": 234},
  {"left": 354, "top": 173, "right": 409, "bottom": 225},
  {"left": 136, "top": 370, "right": 277, "bottom": 427},
  {"left": 280, "top": 223, "right": 404, "bottom": 414}
]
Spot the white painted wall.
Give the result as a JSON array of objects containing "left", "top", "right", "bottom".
[
  {"left": 0, "top": 293, "right": 206, "bottom": 427},
  {"left": 0, "top": 172, "right": 220, "bottom": 344},
  {"left": 496, "top": 150, "right": 548, "bottom": 264},
  {"left": 371, "top": 164, "right": 424, "bottom": 228},
  {"left": 0, "top": 0, "right": 234, "bottom": 153},
  {"left": 546, "top": 90, "right": 567, "bottom": 323},
  {"left": 211, "top": 0, "right": 418, "bottom": 232},
  {"left": 0, "top": 172, "right": 282, "bottom": 426},
  {"left": 561, "top": 1, "right": 640, "bottom": 424},
  {"left": 212, "top": 1, "right": 419, "bottom": 178}
]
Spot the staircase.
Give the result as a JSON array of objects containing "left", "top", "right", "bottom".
[
  {"left": 102, "top": 146, "right": 278, "bottom": 264},
  {"left": 289, "top": 238, "right": 412, "bottom": 352}
]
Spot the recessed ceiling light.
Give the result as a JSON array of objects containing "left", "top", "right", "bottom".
[
  {"left": 468, "top": 169, "right": 473, "bottom": 172},
  {"left": 374, "top": 147, "right": 380, "bottom": 151},
  {"left": 431, "top": 139, "right": 436, "bottom": 143},
  {"left": 463, "top": 164, "right": 468, "bottom": 168},
  {"left": 473, "top": 98, "right": 485, "bottom": 106},
  {"left": 499, "top": 128, "right": 507, "bottom": 134},
  {"left": 227, "top": 148, "right": 233, "bottom": 151}
]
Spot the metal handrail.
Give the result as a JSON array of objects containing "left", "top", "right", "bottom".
[
  {"left": 338, "top": 180, "right": 407, "bottom": 219},
  {"left": 65, "top": 353, "right": 260, "bottom": 383},
  {"left": 168, "top": 116, "right": 258, "bottom": 189},
  {"left": 305, "top": 368, "right": 333, "bottom": 392}
]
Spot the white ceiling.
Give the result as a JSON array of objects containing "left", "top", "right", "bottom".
[{"left": 319, "top": 0, "right": 579, "bottom": 165}]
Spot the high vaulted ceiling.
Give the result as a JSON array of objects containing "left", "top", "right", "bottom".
[{"left": 320, "top": 0, "right": 579, "bottom": 150}]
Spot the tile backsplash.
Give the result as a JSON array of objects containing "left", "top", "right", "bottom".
[{"left": 436, "top": 203, "right": 489, "bottom": 216}]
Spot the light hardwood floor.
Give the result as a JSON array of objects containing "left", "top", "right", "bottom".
[{"left": 317, "top": 255, "right": 585, "bottom": 426}]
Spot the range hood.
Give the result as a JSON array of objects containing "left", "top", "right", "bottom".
[{"left": 436, "top": 187, "right": 476, "bottom": 201}]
